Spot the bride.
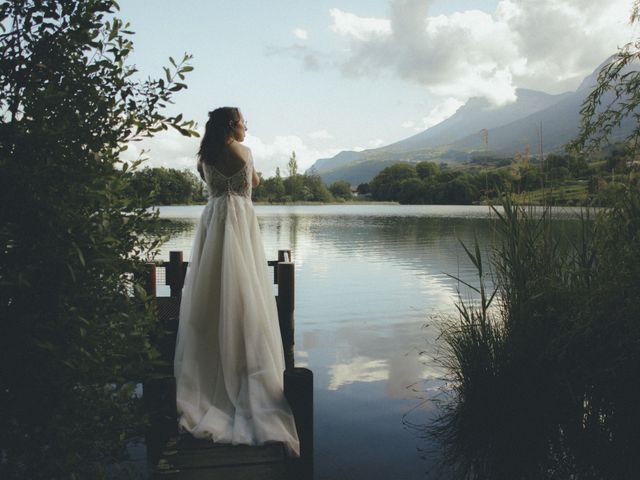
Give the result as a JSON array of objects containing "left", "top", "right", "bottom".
[{"left": 173, "top": 107, "right": 300, "bottom": 456}]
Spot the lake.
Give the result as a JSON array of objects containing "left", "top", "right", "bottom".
[{"left": 153, "top": 203, "right": 580, "bottom": 479}]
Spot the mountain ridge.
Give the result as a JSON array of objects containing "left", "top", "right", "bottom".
[{"left": 307, "top": 57, "right": 630, "bottom": 186}]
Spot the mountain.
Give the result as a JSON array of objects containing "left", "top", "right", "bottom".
[
  {"left": 308, "top": 150, "right": 362, "bottom": 175},
  {"left": 307, "top": 57, "right": 633, "bottom": 186},
  {"left": 384, "top": 88, "right": 570, "bottom": 153}
]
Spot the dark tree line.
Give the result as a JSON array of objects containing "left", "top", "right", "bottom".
[
  {"left": 129, "top": 156, "right": 356, "bottom": 205},
  {"left": 252, "top": 152, "right": 353, "bottom": 202},
  {"left": 368, "top": 151, "right": 637, "bottom": 206}
]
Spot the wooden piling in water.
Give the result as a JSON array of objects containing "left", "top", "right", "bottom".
[
  {"left": 145, "top": 262, "right": 157, "bottom": 297},
  {"left": 167, "top": 251, "right": 186, "bottom": 298},
  {"left": 277, "top": 261, "right": 295, "bottom": 370},
  {"left": 274, "top": 249, "right": 314, "bottom": 477}
]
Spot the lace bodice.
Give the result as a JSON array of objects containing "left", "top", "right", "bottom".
[{"left": 203, "top": 159, "right": 252, "bottom": 199}]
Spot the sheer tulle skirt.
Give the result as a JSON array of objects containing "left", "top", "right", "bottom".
[{"left": 174, "top": 195, "right": 300, "bottom": 456}]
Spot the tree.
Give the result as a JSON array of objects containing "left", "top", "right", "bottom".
[
  {"left": 129, "top": 167, "right": 204, "bottom": 204},
  {"left": 303, "top": 174, "right": 333, "bottom": 202},
  {"left": 329, "top": 180, "right": 352, "bottom": 200},
  {"left": 287, "top": 151, "right": 298, "bottom": 177},
  {"left": 416, "top": 161, "right": 440, "bottom": 181},
  {"left": 261, "top": 176, "right": 286, "bottom": 202},
  {"left": 0, "top": 1, "right": 197, "bottom": 477},
  {"left": 572, "top": 1, "right": 640, "bottom": 154},
  {"left": 284, "top": 151, "right": 304, "bottom": 200},
  {"left": 398, "top": 177, "right": 425, "bottom": 204},
  {"left": 357, "top": 182, "right": 370, "bottom": 195},
  {"left": 369, "top": 163, "right": 417, "bottom": 201}
]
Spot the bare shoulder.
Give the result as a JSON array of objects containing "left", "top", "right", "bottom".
[{"left": 228, "top": 141, "right": 252, "bottom": 162}]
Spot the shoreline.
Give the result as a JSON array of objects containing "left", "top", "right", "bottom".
[{"left": 154, "top": 199, "right": 594, "bottom": 208}]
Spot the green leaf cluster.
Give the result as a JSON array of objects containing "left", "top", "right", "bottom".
[
  {"left": 129, "top": 167, "right": 207, "bottom": 205},
  {"left": 0, "top": 1, "right": 195, "bottom": 477},
  {"left": 572, "top": 1, "right": 640, "bottom": 154}
]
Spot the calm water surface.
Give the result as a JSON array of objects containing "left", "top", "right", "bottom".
[{"left": 153, "top": 203, "right": 580, "bottom": 480}]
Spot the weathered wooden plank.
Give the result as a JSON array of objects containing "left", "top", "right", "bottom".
[
  {"left": 154, "top": 438, "right": 289, "bottom": 479},
  {"left": 154, "top": 460, "right": 287, "bottom": 479},
  {"left": 158, "top": 438, "right": 286, "bottom": 469}
]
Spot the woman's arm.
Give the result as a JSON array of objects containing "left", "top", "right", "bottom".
[{"left": 197, "top": 159, "right": 205, "bottom": 181}]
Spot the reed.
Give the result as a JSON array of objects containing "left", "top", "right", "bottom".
[{"left": 430, "top": 189, "right": 640, "bottom": 480}]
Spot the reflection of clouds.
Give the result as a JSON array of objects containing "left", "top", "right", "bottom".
[
  {"left": 295, "top": 350, "right": 309, "bottom": 368},
  {"left": 328, "top": 355, "right": 389, "bottom": 391},
  {"left": 301, "top": 330, "right": 320, "bottom": 350},
  {"left": 386, "top": 351, "right": 443, "bottom": 400}
]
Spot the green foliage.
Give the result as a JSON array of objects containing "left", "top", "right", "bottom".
[
  {"left": 129, "top": 167, "right": 206, "bottom": 205},
  {"left": 287, "top": 151, "right": 298, "bottom": 177},
  {"left": 284, "top": 174, "right": 306, "bottom": 201},
  {"left": 365, "top": 149, "right": 635, "bottom": 206},
  {"left": 369, "top": 163, "right": 417, "bottom": 200},
  {"left": 304, "top": 173, "right": 334, "bottom": 202},
  {"left": 572, "top": 2, "right": 640, "bottom": 153},
  {"left": 252, "top": 151, "right": 335, "bottom": 203},
  {"left": 416, "top": 161, "right": 440, "bottom": 180},
  {"left": 357, "top": 182, "right": 370, "bottom": 195},
  {"left": 0, "top": 1, "right": 196, "bottom": 477},
  {"left": 432, "top": 190, "right": 640, "bottom": 480},
  {"left": 398, "top": 177, "right": 425, "bottom": 204},
  {"left": 254, "top": 175, "right": 286, "bottom": 202},
  {"left": 328, "top": 180, "right": 352, "bottom": 200}
]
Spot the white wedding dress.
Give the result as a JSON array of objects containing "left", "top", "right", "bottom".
[{"left": 174, "top": 149, "right": 300, "bottom": 456}]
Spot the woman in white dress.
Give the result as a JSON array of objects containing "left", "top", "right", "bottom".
[{"left": 174, "top": 107, "right": 300, "bottom": 456}]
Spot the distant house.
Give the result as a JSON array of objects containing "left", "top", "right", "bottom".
[{"left": 628, "top": 160, "right": 640, "bottom": 169}]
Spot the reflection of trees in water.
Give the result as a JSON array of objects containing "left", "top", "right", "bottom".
[
  {"left": 147, "top": 218, "right": 198, "bottom": 260},
  {"left": 261, "top": 214, "right": 500, "bottom": 289},
  {"left": 155, "top": 218, "right": 195, "bottom": 237}
]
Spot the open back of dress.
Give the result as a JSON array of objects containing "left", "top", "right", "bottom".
[{"left": 174, "top": 151, "right": 300, "bottom": 456}]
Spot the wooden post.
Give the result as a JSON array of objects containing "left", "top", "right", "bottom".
[
  {"left": 277, "top": 261, "right": 295, "bottom": 370},
  {"left": 168, "top": 251, "right": 184, "bottom": 298},
  {"left": 278, "top": 248, "right": 291, "bottom": 263},
  {"left": 145, "top": 262, "right": 157, "bottom": 298},
  {"left": 285, "top": 368, "right": 314, "bottom": 477}
]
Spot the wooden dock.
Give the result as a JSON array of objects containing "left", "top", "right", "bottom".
[
  {"left": 154, "top": 436, "right": 291, "bottom": 479},
  {"left": 143, "top": 250, "right": 313, "bottom": 480}
]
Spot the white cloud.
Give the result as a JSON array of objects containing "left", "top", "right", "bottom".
[
  {"left": 401, "top": 120, "right": 415, "bottom": 129},
  {"left": 420, "top": 98, "right": 464, "bottom": 130},
  {"left": 368, "top": 138, "right": 386, "bottom": 148},
  {"left": 324, "top": 0, "right": 635, "bottom": 105},
  {"left": 243, "top": 133, "right": 342, "bottom": 176},
  {"left": 120, "top": 129, "right": 341, "bottom": 178},
  {"left": 120, "top": 128, "right": 200, "bottom": 172},
  {"left": 264, "top": 44, "right": 328, "bottom": 71},
  {"left": 329, "top": 8, "right": 391, "bottom": 40},
  {"left": 309, "top": 129, "right": 333, "bottom": 139},
  {"left": 293, "top": 27, "right": 308, "bottom": 40}
]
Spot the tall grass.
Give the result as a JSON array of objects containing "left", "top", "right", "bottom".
[{"left": 431, "top": 189, "right": 640, "bottom": 480}]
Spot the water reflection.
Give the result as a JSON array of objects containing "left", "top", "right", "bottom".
[
  {"left": 328, "top": 356, "right": 388, "bottom": 391},
  {"left": 154, "top": 204, "right": 580, "bottom": 479}
]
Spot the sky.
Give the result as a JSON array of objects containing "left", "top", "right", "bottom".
[{"left": 118, "top": 0, "right": 637, "bottom": 177}]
